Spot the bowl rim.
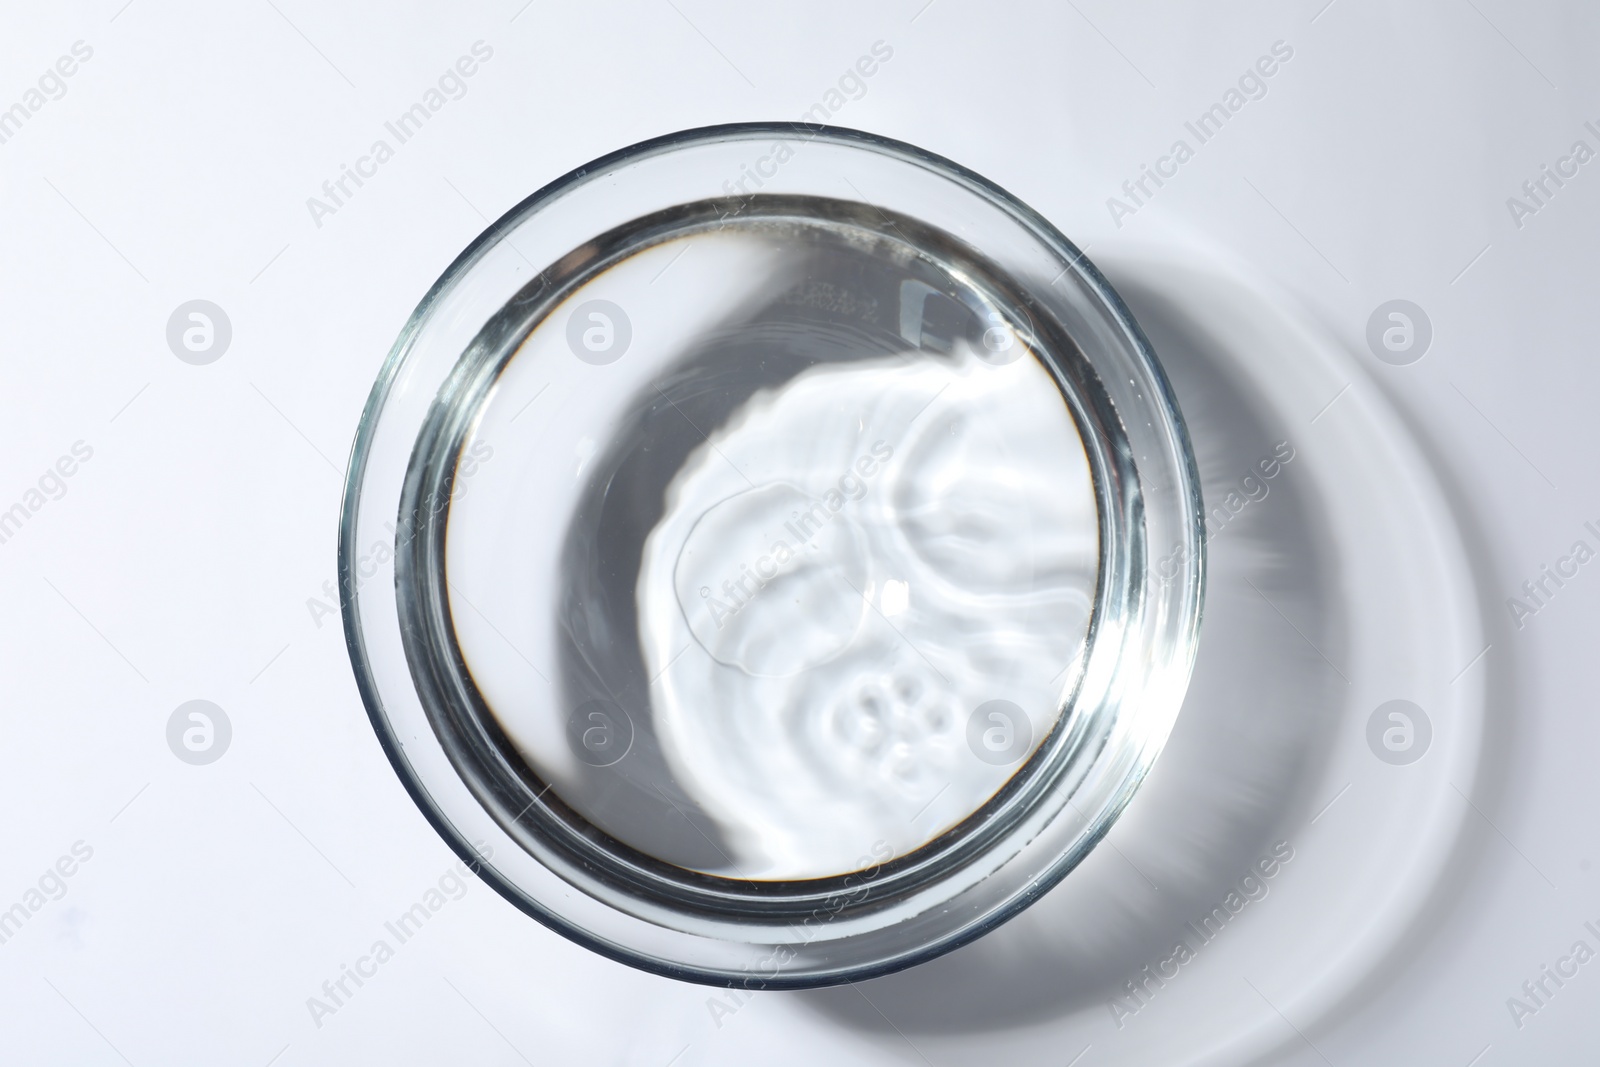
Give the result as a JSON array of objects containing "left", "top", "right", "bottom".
[{"left": 338, "top": 121, "right": 1207, "bottom": 987}]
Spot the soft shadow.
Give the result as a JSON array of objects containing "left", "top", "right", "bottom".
[{"left": 800, "top": 262, "right": 1351, "bottom": 1033}]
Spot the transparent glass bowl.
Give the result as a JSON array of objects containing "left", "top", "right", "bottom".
[{"left": 339, "top": 124, "right": 1205, "bottom": 987}]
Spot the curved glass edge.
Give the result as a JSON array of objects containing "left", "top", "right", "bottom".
[
  {"left": 396, "top": 196, "right": 1119, "bottom": 924},
  {"left": 338, "top": 121, "right": 1207, "bottom": 988}
]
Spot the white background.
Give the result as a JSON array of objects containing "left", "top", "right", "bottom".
[{"left": 1, "top": 1, "right": 1597, "bottom": 1064}]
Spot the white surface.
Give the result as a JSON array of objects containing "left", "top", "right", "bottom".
[{"left": 0, "top": 1, "right": 1595, "bottom": 1065}]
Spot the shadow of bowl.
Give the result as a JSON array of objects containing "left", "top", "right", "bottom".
[{"left": 798, "top": 257, "right": 1383, "bottom": 1036}]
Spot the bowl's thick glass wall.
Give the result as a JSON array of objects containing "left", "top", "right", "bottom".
[{"left": 340, "top": 125, "right": 1204, "bottom": 987}]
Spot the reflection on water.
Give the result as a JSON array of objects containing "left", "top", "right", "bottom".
[
  {"left": 640, "top": 344, "right": 1098, "bottom": 879},
  {"left": 491, "top": 214, "right": 1106, "bottom": 881}
]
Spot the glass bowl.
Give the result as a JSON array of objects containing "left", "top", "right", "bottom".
[{"left": 339, "top": 123, "right": 1205, "bottom": 988}]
